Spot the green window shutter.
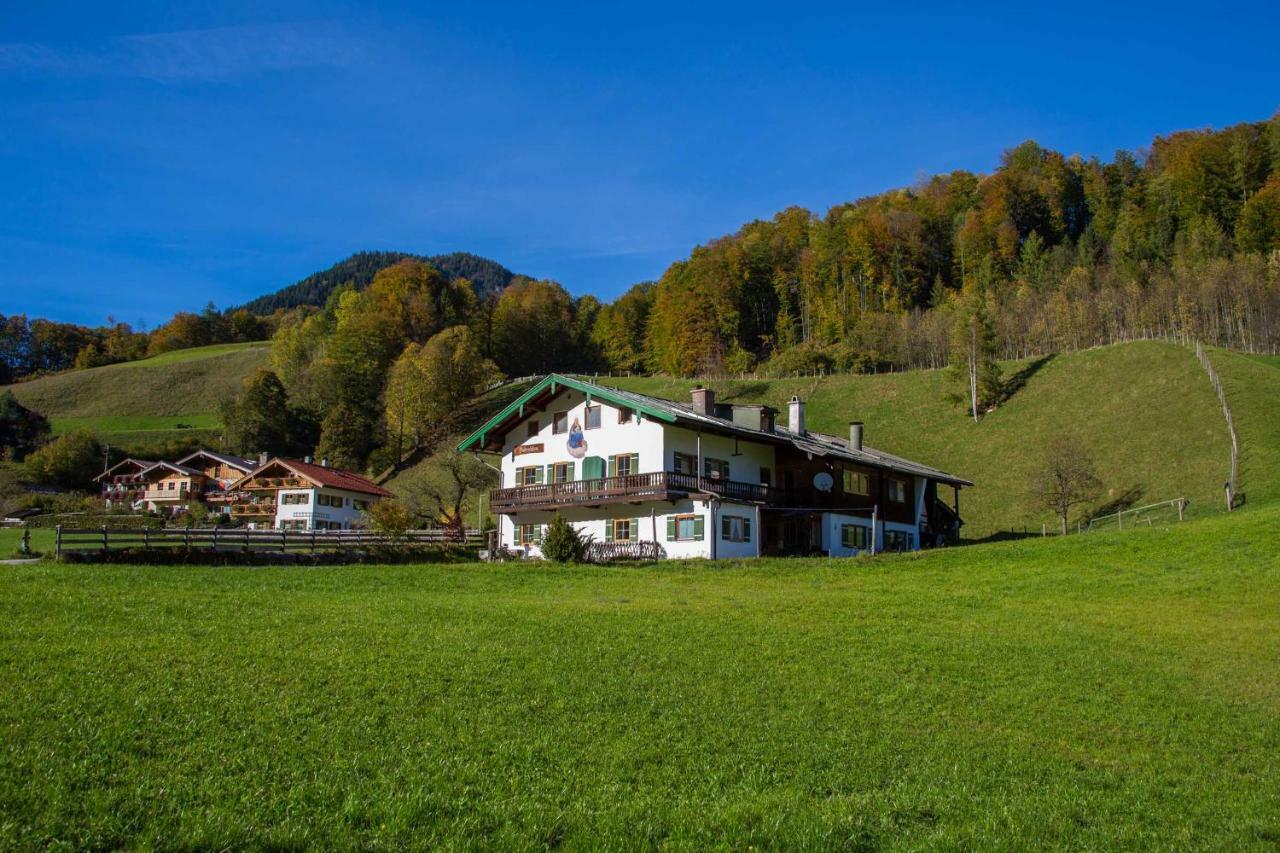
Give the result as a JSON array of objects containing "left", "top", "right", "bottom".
[
  {"left": 583, "top": 456, "right": 604, "bottom": 480},
  {"left": 630, "top": 453, "right": 640, "bottom": 473},
  {"left": 632, "top": 518, "right": 641, "bottom": 542},
  {"left": 605, "top": 518, "right": 614, "bottom": 542},
  {"left": 693, "top": 516, "right": 705, "bottom": 541},
  {"left": 568, "top": 461, "right": 576, "bottom": 481},
  {"left": 666, "top": 516, "right": 676, "bottom": 541},
  {"left": 744, "top": 517, "right": 752, "bottom": 541},
  {"left": 607, "top": 455, "right": 617, "bottom": 477},
  {"left": 534, "top": 466, "right": 544, "bottom": 485},
  {"left": 537, "top": 524, "right": 547, "bottom": 544}
]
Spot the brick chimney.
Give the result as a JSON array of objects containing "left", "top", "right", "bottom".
[{"left": 691, "top": 385, "right": 715, "bottom": 416}]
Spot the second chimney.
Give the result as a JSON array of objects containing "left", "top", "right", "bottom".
[
  {"left": 849, "top": 421, "right": 864, "bottom": 451},
  {"left": 691, "top": 385, "right": 715, "bottom": 416},
  {"left": 788, "top": 396, "right": 805, "bottom": 435}
]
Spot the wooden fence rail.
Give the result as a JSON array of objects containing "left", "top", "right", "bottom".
[
  {"left": 54, "top": 526, "right": 484, "bottom": 558},
  {"left": 1085, "top": 497, "right": 1187, "bottom": 533}
]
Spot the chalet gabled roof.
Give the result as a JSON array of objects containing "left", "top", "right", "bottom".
[
  {"left": 175, "top": 449, "right": 259, "bottom": 473},
  {"left": 229, "top": 458, "right": 393, "bottom": 498},
  {"left": 457, "top": 373, "right": 972, "bottom": 488},
  {"left": 93, "top": 458, "right": 157, "bottom": 482},
  {"left": 138, "top": 461, "right": 204, "bottom": 479}
]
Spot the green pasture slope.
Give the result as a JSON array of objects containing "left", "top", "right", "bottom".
[
  {"left": 602, "top": 340, "right": 1280, "bottom": 539},
  {"left": 1, "top": 505, "right": 1277, "bottom": 848},
  {"left": 2, "top": 342, "right": 268, "bottom": 448}
]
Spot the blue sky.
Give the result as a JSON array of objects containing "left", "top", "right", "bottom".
[{"left": 2, "top": 1, "right": 1278, "bottom": 327}]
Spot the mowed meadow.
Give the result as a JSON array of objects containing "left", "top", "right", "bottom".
[{"left": 1, "top": 505, "right": 1278, "bottom": 849}]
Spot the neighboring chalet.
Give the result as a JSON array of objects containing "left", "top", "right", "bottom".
[
  {"left": 95, "top": 458, "right": 157, "bottom": 507},
  {"left": 134, "top": 450, "right": 259, "bottom": 516},
  {"left": 458, "top": 374, "right": 971, "bottom": 559},
  {"left": 227, "top": 457, "right": 392, "bottom": 530}
]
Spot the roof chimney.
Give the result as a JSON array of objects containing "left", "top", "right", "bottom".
[
  {"left": 258, "top": 451, "right": 268, "bottom": 465},
  {"left": 304, "top": 455, "right": 313, "bottom": 464},
  {"left": 849, "top": 421, "right": 864, "bottom": 451},
  {"left": 691, "top": 385, "right": 715, "bottom": 416},
  {"left": 320, "top": 457, "right": 329, "bottom": 468},
  {"left": 787, "top": 396, "right": 805, "bottom": 435}
]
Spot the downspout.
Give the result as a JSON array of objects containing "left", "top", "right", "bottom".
[{"left": 709, "top": 497, "right": 718, "bottom": 560}]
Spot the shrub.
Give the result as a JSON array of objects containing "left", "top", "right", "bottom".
[
  {"left": 541, "top": 513, "right": 588, "bottom": 563},
  {"left": 22, "top": 430, "right": 103, "bottom": 490}
]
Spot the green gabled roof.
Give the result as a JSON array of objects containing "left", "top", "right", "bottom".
[{"left": 457, "top": 374, "right": 678, "bottom": 452}]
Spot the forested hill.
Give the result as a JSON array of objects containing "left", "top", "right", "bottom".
[{"left": 239, "top": 251, "right": 520, "bottom": 315}]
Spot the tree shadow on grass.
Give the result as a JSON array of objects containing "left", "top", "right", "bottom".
[
  {"left": 1090, "top": 485, "right": 1146, "bottom": 518},
  {"left": 1000, "top": 354, "right": 1055, "bottom": 402}
]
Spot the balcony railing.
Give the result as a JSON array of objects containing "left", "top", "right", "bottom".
[{"left": 490, "top": 471, "right": 772, "bottom": 512}]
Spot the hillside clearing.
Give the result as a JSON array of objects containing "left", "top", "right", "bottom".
[
  {"left": 1, "top": 506, "right": 1277, "bottom": 848},
  {"left": 599, "top": 341, "right": 1249, "bottom": 539},
  {"left": 2, "top": 343, "right": 269, "bottom": 451}
]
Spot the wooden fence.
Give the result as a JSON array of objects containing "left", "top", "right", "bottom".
[
  {"left": 1195, "top": 342, "right": 1240, "bottom": 509},
  {"left": 54, "top": 526, "right": 484, "bottom": 558},
  {"left": 1085, "top": 498, "right": 1187, "bottom": 533}
]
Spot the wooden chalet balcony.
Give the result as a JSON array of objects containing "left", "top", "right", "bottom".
[
  {"left": 490, "top": 471, "right": 771, "bottom": 512},
  {"left": 245, "top": 477, "right": 307, "bottom": 490},
  {"left": 231, "top": 502, "right": 276, "bottom": 517}
]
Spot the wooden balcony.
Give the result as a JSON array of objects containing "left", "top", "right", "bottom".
[
  {"left": 490, "top": 471, "right": 771, "bottom": 512},
  {"left": 244, "top": 477, "right": 306, "bottom": 490},
  {"left": 231, "top": 503, "right": 276, "bottom": 517}
]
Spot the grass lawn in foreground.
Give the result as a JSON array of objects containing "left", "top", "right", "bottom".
[{"left": 0, "top": 506, "right": 1277, "bottom": 848}]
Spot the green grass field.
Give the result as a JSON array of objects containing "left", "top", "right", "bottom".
[
  {"left": 1, "top": 505, "right": 1277, "bottom": 848},
  {"left": 596, "top": 341, "right": 1279, "bottom": 539}
]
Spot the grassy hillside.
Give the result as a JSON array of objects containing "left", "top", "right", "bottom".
[
  {"left": 1210, "top": 347, "right": 1280, "bottom": 508},
  {"left": 601, "top": 341, "right": 1258, "bottom": 539},
  {"left": 2, "top": 342, "right": 268, "bottom": 450},
  {"left": 2, "top": 506, "right": 1277, "bottom": 848}
]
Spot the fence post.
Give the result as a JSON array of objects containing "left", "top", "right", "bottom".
[
  {"left": 102, "top": 525, "right": 109, "bottom": 552},
  {"left": 212, "top": 527, "right": 218, "bottom": 551},
  {"left": 243, "top": 528, "right": 250, "bottom": 554},
  {"left": 311, "top": 530, "right": 316, "bottom": 554},
  {"left": 281, "top": 530, "right": 287, "bottom": 553},
  {"left": 1178, "top": 499, "right": 1185, "bottom": 521},
  {"left": 184, "top": 528, "right": 191, "bottom": 550},
  {"left": 143, "top": 527, "right": 150, "bottom": 550},
  {"left": 55, "top": 525, "right": 61, "bottom": 559}
]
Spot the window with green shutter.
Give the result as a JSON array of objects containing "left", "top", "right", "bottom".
[
  {"left": 582, "top": 456, "right": 604, "bottom": 481},
  {"left": 608, "top": 453, "right": 639, "bottom": 477},
  {"left": 551, "top": 462, "right": 574, "bottom": 483},
  {"left": 670, "top": 514, "right": 701, "bottom": 541}
]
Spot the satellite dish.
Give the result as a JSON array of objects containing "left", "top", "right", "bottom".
[{"left": 813, "top": 472, "right": 834, "bottom": 492}]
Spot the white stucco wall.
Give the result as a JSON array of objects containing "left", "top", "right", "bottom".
[
  {"left": 274, "top": 487, "right": 375, "bottom": 530},
  {"left": 499, "top": 389, "right": 667, "bottom": 487}
]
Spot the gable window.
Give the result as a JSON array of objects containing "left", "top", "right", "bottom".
[
  {"left": 673, "top": 452, "right": 697, "bottom": 475},
  {"left": 666, "top": 514, "right": 704, "bottom": 542},
  {"left": 584, "top": 405, "right": 602, "bottom": 429},
  {"left": 843, "top": 469, "right": 870, "bottom": 495},
  {"left": 282, "top": 492, "right": 308, "bottom": 505},
  {"left": 703, "top": 457, "right": 730, "bottom": 480},
  {"left": 550, "top": 462, "right": 574, "bottom": 483},
  {"left": 517, "top": 465, "right": 543, "bottom": 486},
  {"left": 609, "top": 453, "right": 639, "bottom": 477},
  {"left": 887, "top": 479, "right": 907, "bottom": 503},
  {"left": 618, "top": 406, "right": 633, "bottom": 424},
  {"left": 553, "top": 412, "right": 568, "bottom": 434},
  {"left": 841, "top": 524, "right": 870, "bottom": 550},
  {"left": 721, "top": 515, "right": 751, "bottom": 542},
  {"left": 527, "top": 420, "right": 539, "bottom": 438}
]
